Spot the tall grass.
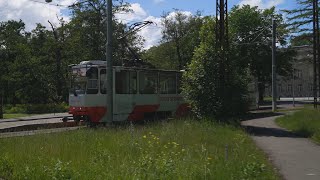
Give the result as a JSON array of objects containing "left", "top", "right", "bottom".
[
  {"left": 276, "top": 109, "right": 320, "bottom": 143},
  {"left": 0, "top": 119, "right": 279, "bottom": 179}
]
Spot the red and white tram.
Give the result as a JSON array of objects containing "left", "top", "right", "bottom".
[{"left": 68, "top": 60, "right": 189, "bottom": 123}]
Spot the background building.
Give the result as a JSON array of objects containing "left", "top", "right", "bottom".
[{"left": 265, "top": 46, "right": 314, "bottom": 98}]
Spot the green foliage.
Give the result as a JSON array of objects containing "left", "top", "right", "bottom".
[
  {"left": 0, "top": 119, "right": 279, "bottom": 179},
  {"left": 291, "top": 33, "right": 313, "bottom": 46},
  {"left": 229, "top": 5, "right": 296, "bottom": 101},
  {"left": 0, "top": 1, "right": 143, "bottom": 105},
  {"left": 282, "top": 0, "right": 315, "bottom": 33},
  {"left": 4, "top": 103, "right": 68, "bottom": 114},
  {"left": 156, "top": 10, "right": 204, "bottom": 70},
  {"left": 276, "top": 109, "right": 320, "bottom": 143},
  {"left": 142, "top": 42, "right": 178, "bottom": 70},
  {"left": 183, "top": 17, "right": 249, "bottom": 119}
]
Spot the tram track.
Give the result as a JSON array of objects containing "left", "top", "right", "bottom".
[
  {"left": 0, "top": 115, "right": 72, "bottom": 123},
  {"left": 0, "top": 115, "right": 84, "bottom": 138}
]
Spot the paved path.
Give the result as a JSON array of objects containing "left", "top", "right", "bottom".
[
  {"left": 0, "top": 113, "right": 70, "bottom": 130},
  {"left": 242, "top": 115, "right": 320, "bottom": 180}
]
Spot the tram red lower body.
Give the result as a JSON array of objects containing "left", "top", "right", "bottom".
[
  {"left": 69, "top": 103, "right": 190, "bottom": 122},
  {"left": 69, "top": 106, "right": 106, "bottom": 123}
]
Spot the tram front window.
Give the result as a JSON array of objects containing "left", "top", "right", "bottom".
[
  {"left": 70, "top": 67, "right": 99, "bottom": 95},
  {"left": 86, "top": 67, "right": 98, "bottom": 94},
  {"left": 70, "top": 75, "right": 86, "bottom": 95}
]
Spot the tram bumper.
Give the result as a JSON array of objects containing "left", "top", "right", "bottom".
[{"left": 69, "top": 106, "right": 107, "bottom": 123}]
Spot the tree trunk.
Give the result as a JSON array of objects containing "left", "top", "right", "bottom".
[
  {"left": 0, "top": 95, "right": 3, "bottom": 119},
  {"left": 48, "top": 21, "right": 63, "bottom": 101},
  {"left": 258, "top": 82, "right": 265, "bottom": 103}
]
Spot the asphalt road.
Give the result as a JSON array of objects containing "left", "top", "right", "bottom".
[{"left": 242, "top": 114, "right": 320, "bottom": 180}]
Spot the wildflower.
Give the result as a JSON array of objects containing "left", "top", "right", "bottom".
[
  {"left": 164, "top": 145, "right": 168, "bottom": 149},
  {"left": 182, "top": 149, "right": 185, "bottom": 152},
  {"left": 143, "top": 135, "right": 147, "bottom": 139},
  {"left": 207, "top": 157, "right": 212, "bottom": 160}
]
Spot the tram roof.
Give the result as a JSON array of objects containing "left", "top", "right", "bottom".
[{"left": 70, "top": 60, "right": 183, "bottom": 73}]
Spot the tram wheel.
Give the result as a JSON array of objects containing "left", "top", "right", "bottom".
[{"left": 73, "top": 115, "right": 81, "bottom": 124}]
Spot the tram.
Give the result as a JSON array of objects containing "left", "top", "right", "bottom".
[{"left": 68, "top": 60, "right": 189, "bottom": 123}]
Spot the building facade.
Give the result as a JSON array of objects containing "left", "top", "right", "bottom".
[{"left": 265, "top": 46, "right": 314, "bottom": 98}]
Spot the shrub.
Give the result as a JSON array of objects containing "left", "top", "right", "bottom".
[
  {"left": 183, "top": 17, "right": 249, "bottom": 119},
  {"left": 4, "top": 103, "right": 68, "bottom": 114}
]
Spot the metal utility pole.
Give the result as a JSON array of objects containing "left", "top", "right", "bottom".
[
  {"left": 292, "top": 67, "right": 295, "bottom": 107},
  {"left": 272, "top": 19, "right": 277, "bottom": 112},
  {"left": 106, "top": 0, "right": 113, "bottom": 122},
  {"left": 313, "top": 0, "right": 318, "bottom": 108},
  {"left": 215, "top": 0, "right": 229, "bottom": 91},
  {"left": 0, "top": 90, "right": 3, "bottom": 119}
]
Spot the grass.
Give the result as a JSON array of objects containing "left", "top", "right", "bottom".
[
  {"left": 0, "top": 119, "right": 279, "bottom": 179},
  {"left": 2, "top": 114, "right": 33, "bottom": 119},
  {"left": 276, "top": 109, "right": 320, "bottom": 143}
]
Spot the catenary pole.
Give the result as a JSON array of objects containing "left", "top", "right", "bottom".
[
  {"left": 272, "top": 19, "right": 277, "bottom": 112},
  {"left": 313, "top": 0, "right": 318, "bottom": 108},
  {"left": 106, "top": 0, "right": 113, "bottom": 122}
]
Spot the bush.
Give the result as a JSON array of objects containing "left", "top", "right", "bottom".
[
  {"left": 183, "top": 18, "right": 249, "bottom": 119},
  {"left": 4, "top": 103, "right": 68, "bottom": 114}
]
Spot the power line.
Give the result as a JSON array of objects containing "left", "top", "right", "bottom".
[{"left": 26, "top": 0, "right": 68, "bottom": 7}]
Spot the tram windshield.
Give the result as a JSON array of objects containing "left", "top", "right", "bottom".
[{"left": 70, "top": 67, "right": 98, "bottom": 95}]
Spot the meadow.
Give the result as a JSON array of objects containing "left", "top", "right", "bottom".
[
  {"left": 276, "top": 109, "right": 320, "bottom": 143},
  {"left": 0, "top": 119, "right": 279, "bottom": 179}
]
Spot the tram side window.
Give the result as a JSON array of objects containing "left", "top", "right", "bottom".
[
  {"left": 116, "top": 71, "right": 137, "bottom": 94},
  {"left": 100, "top": 69, "right": 107, "bottom": 94},
  {"left": 139, "top": 71, "right": 158, "bottom": 94},
  {"left": 160, "top": 73, "right": 176, "bottom": 94},
  {"left": 86, "top": 67, "right": 98, "bottom": 94},
  {"left": 177, "top": 73, "right": 182, "bottom": 94}
]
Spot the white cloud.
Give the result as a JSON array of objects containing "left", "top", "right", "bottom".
[
  {"left": 115, "top": 3, "right": 147, "bottom": 24},
  {"left": 239, "top": 0, "right": 285, "bottom": 9},
  {"left": 138, "top": 16, "right": 163, "bottom": 49},
  {"left": 115, "top": 3, "right": 170, "bottom": 49},
  {"left": 166, "top": 11, "right": 193, "bottom": 21},
  {"left": 0, "top": 1, "right": 188, "bottom": 49},
  {"left": 0, "top": 0, "right": 73, "bottom": 31},
  {"left": 153, "top": 0, "right": 165, "bottom": 5}
]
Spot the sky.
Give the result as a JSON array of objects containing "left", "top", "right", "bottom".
[{"left": 0, "top": 0, "right": 299, "bottom": 49}]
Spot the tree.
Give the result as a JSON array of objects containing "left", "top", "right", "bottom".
[
  {"left": 282, "top": 0, "right": 316, "bottom": 33},
  {"left": 229, "top": 5, "right": 296, "bottom": 102},
  {"left": 291, "top": 33, "right": 313, "bottom": 46},
  {"left": 161, "top": 10, "right": 203, "bottom": 70},
  {"left": 0, "top": 1, "right": 146, "bottom": 106},
  {"left": 67, "top": 0, "right": 142, "bottom": 64},
  {"left": 0, "top": 20, "right": 30, "bottom": 104},
  {"left": 142, "top": 42, "right": 178, "bottom": 69},
  {"left": 183, "top": 17, "right": 249, "bottom": 118}
]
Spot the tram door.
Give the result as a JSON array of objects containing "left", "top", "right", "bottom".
[{"left": 113, "top": 70, "right": 137, "bottom": 121}]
